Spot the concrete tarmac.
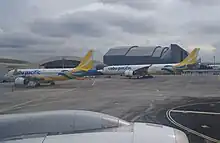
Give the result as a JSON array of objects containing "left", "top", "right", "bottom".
[
  {"left": 1, "top": 75, "right": 220, "bottom": 116},
  {"left": 1, "top": 75, "right": 220, "bottom": 143}
]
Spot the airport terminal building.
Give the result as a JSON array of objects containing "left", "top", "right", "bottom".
[{"left": 103, "top": 44, "right": 188, "bottom": 65}]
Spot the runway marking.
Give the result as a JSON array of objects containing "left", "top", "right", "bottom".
[
  {"left": 130, "top": 103, "right": 154, "bottom": 122},
  {"left": 0, "top": 98, "right": 45, "bottom": 113},
  {"left": 92, "top": 80, "right": 96, "bottom": 86},
  {"left": 21, "top": 89, "right": 78, "bottom": 107},
  {"left": 171, "top": 109, "right": 220, "bottom": 115},
  {"left": 166, "top": 109, "right": 218, "bottom": 143},
  {"left": 0, "top": 88, "right": 77, "bottom": 113},
  {"left": 166, "top": 101, "right": 220, "bottom": 143}
]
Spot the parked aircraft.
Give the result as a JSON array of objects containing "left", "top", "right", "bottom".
[
  {"left": 208, "top": 64, "right": 220, "bottom": 70},
  {"left": 98, "top": 48, "right": 200, "bottom": 78},
  {"left": 0, "top": 110, "right": 189, "bottom": 143},
  {"left": 4, "top": 50, "right": 95, "bottom": 87}
]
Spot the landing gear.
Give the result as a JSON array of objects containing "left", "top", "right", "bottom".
[
  {"left": 27, "top": 81, "right": 40, "bottom": 88},
  {"left": 36, "top": 82, "right": 40, "bottom": 86},
  {"left": 50, "top": 81, "right": 55, "bottom": 85}
]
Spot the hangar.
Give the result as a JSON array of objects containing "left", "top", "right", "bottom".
[
  {"left": 39, "top": 56, "right": 102, "bottom": 69},
  {"left": 103, "top": 44, "right": 188, "bottom": 65}
]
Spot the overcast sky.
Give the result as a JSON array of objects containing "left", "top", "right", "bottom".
[{"left": 0, "top": 0, "right": 220, "bottom": 62}]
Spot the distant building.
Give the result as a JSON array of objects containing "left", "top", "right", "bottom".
[
  {"left": 39, "top": 56, "right": 102, "bottom": 69},
  {"left": 103, "top": 44, "right": 188, "bottom": 65},
  {"left": 0, "top": 58, "right": 38, "bottom": 70}
]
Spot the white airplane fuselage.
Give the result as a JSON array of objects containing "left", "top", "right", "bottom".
[
  {"left": 147, "top": 64, "right": 176, "bottom": 74},
  {"left": 99, "top": 64, "right": 176, "bottom": 75},
  {"left": 4, "top": 68, "right": 73, "bottom": 78},
  {"left": 100, "top": 65, "right": 149, "bottom": 75}
]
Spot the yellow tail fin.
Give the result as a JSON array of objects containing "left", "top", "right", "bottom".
[
  {"left": 175, "top": 48, "right": 200, "bottom": 68},
  {"left": 73, "top": 50, "right": 94, "bottom": 71}
]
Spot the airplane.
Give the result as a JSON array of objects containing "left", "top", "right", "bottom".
[
  {"left": 0, "top": 110, "right": 189, "bottom": 143},
  {"left": 208, "top": 64, "right": 220, "bottom": 70},
  {"left": 3, "top": 50, "right": 96, "bottom": 87},
  {"left": 98, "top": 48, "right": 200, "bottom": 78}
]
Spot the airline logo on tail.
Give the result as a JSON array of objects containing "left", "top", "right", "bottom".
[
  {"left": 161, "top": 48, "right": 200, "bottom": 74},
  {"left": 73, "top": 50, "right": 94, "bottom": 72},
  {"left": 58, "top": 50, "right": 94, "bottom": 79},
  {"left": 174, "top": 48, "right": 200, "bottom": 69}
]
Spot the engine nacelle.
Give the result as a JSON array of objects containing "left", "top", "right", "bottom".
[
  {"left": 14, "top": 77, "right": 29, "bottom": 85},
  {"left": 14, "top": 77, "right": 26, "bottom": 85},
  {"left": 124, "top": 70, "right": 134, "bottom": 77},
  {"left": 14, "top": 77, "right": 41, "bottom": 87}
]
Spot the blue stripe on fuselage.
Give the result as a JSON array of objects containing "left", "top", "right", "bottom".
[
  {"left": 19, "top": 70, "right": 41, "bottom": 76},
  {"left": 58, "top": 69, "right": 102, "bottom": 77}
]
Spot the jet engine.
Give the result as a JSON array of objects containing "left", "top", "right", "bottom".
[
  {"left": 124, "top": 70, "right": 134, "bottom": 77},
  {"left": 14, "top": 77, "right": 30, "bottom": 86},
  {"left": 14, "top": 77, "right": 26, "bottom": 85}
]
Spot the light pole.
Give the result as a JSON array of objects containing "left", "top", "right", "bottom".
[
  {"left": 213, "top": 56, "right": 215, "bottom": 67},
  {"left": 62, "top": 57, "right": 65, "bottom": 68},
  {"left": 212, "top": 47, "right": 217, "bottom": 68}
]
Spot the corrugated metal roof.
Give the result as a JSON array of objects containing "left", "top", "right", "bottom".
[
  {"left": 38, "top": 56, "right": 102, "bottom": 66},
  {"left": 161, "top": 48, "right": 172, "bottom": 60},
  {"left": 105, "top": 46, "right": 130, "bottom": 56},
  {"left": 38, "top": 56, "right": 81, "bottom": 65},
  {"left": 126, "top": 46, "right": 156, "bottom": 56},
  {"left": 152, "top": 47, "right": 164, "bottom": 57}
]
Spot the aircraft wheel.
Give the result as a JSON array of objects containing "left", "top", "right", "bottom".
[
  {"left": 50, "top": 81, "right": 55, "bottom": 85},
  {"left": 27, "top": 81, "right": 38, "bottom": 88},
  {"left": 36, "top": 82, "right": 40, "bottom": 86}
]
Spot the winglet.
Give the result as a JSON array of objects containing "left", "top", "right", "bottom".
[
  {"left": 174, "top": 48, "right": 200, "bottom": 68},
  {"left": 73, "top": 50, "right": 94, "bottom": 71}
]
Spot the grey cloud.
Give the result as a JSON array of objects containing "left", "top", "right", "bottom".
[
  {"left": 211, "top": 42, "right": 220, "bottom": 50},
  {"left": 182, "top": 0, "right": 220, "bottom": 6},
  {"left": 95, "top": 10, "right": 156, "bottom": 34},
  {"left": 30, "top": 8, "right": 156, "bottom": 38},
  {"left": 2, "top": 0, "right": 220, "bottom": 62},
  {"left": 199, "top": 24, "right": 220, "bottom": 35},
  {"left": 99, "top": 0, "right": 158, "bottom": 10},
  {"left": 0, "top": 0, "right": 41, "bottom": 31},
  {"left": 0, "top": 32, "right": 63, "bottom": 48},
  {"left": 182, "top": 21, "right": 220, "bottom": 35},
  {"left": 30, "top": 13, "right": 107, "bottom": 38}
]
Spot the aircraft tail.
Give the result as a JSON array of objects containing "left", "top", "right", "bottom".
[
  {"left": 174, "top": 48, "right": 200, "bottom": 68},
  {"left": 73, "top": 50, "right": 94, "bottom": 71}
]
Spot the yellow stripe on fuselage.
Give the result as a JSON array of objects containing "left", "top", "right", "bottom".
[{"left": 46, "top": 76, "right": 69, "bottom": 81}]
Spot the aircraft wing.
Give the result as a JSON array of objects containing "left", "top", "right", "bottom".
[
  {"left": 0, "top": 110, "right": 189, "bottom": 143},
  {"left": 132, "top": 65, "right": 151, "bottom": 76}
]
